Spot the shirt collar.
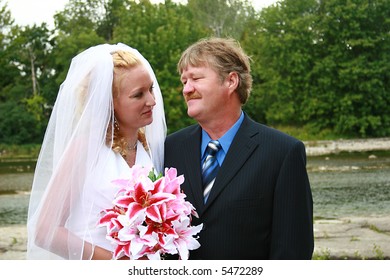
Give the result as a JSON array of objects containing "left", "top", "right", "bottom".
[{"left": 201, "top": 111, "right": 244, "bottom": 157}]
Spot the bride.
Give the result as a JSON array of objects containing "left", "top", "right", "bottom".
[{"left": 26, "top": 43, "right": 166, "bottom": 259}]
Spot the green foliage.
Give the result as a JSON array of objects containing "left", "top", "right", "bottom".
[
  {"left": 312, "top": 248, "right": 331, "bottom": 260},
  {"left": 0, "top": 101, "right": 44, "bottom": 144},
  {"left": 148, "top": 168, "right": 163, "bottom": 182},
  {"left": 0, "top": 0, "right": 18, "bottom": 98},
  {"left": 23, "top": 94, "right": 46, "bottom": 123},
  {"left": 0, "top": 143, "right": 41, "bottom": 158},
  {"left": 187, "top": 0, "right": 256, "bottom": 38},
  {"left": 0, "top": 0, "right": 389, "bottom": 145},
  {"left": 54, "top": 0, "right": 105, "bottom": 34},
  {"left": 372, "top": 244, "right": 385, "bottom": 260},
  {"left": 260, "top": 0, "right": 387, "bottom": 137},
  {"left": 304, "top": 0, "right": 390, "bottom": 137}
]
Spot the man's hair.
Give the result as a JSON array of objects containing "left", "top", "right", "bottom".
[{"left": 178, "top": 37, "right": 253, "bottom": 104}]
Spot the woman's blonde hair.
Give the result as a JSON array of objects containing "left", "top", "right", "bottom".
[{"left": 108, "top": 50, "right": 148, "bottom": 157}]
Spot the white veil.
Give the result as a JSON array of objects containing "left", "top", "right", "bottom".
[{"left": 26, "top": 43, "right": 166, "bottom": 259}]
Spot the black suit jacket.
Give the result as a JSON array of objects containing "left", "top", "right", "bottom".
[{"left": 164, "top": 114, "right": 314, "bottom": 259}]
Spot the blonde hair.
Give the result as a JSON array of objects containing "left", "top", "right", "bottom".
[{"left": 108, "top": 50, "right": 148, "bottom": 157}]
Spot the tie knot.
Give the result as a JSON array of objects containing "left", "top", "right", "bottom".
[{"left": 206, "top": 140, "right": 221, "bottom": 156}]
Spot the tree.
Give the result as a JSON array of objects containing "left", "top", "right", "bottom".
[
  {"left": 2, "top": 23, "right": 55, "bottom": 142},
  {"left": 306, "top": 0, "right": 390, "bottom": 137},
  {"left": 97, "top": 0, "right": 123, "bottom": 41},
  {"left": 51, "top": 0, "right": 106, "bottom": 90},
  {"left": 187, "top": 0, "right": 256, "bottom": 38},
  {"left": 242, "top": 0, "right": 390, "bottom": 137},
  {"left": 0, "top": 101, "right": 44, "bottom": 144},
  {"left": 7, "top": 24, "right": 54, "bottom": 96},
  {"left": 242, "top": 0, "right": 319, "bottom": 126},
  {"left": 0, "top": 0, "right": 17, "bottom": 99},
  {"left": 54, "top": 0, "right": 106, "bottom": 34},
  {"left": 0, "top": 0, "right": 56, "bottom": 143}
]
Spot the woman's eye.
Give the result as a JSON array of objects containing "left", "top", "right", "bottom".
[{"left": 131, "top": 92, "right": 142, "bottom": 98}]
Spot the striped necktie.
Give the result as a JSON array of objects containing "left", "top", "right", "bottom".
[{"left": 202, "top": 140, "right": 221, "bottom": 202}]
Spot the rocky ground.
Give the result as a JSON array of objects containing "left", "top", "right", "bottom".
[
  {"left": 0, "top": 225, "right": 27, "bottom": 260},
  {"left": 1, "top": 215, "right": 390, "bottom": 260},
  {"left": 313, "top": 215, "right": 390, "bottom": 259},
  {"left": 304, "top": 137, "right": 390, "bottom": 156}
]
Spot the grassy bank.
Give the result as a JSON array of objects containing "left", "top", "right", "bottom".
[
  {"left": 273, "top": 125, "right": 352, "bottom": 141},
  {"left": 0, "top": 144, "right": 41, "bottom": 159}
]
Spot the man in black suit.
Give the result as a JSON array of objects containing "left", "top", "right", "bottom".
[{"left": 164, "top": 37, "right": 314, "bottom": 259}]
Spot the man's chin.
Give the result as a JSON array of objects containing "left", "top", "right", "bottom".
[{"left": 186, "top": 108, "right": 199, "bottom": 119}]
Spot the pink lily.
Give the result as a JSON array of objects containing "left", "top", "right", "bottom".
[
  {"left": 172, "top": 217, "right": 203, "bottom": 260},
  {"left": 116, "top": 180, "right": 176, "bottom": 224},
  {"left": 135, "top": 232, "right": 177, "bottom": 260},
  {"left": 142, "top": 204, "right": 179, "bottom": 237},
  {"left": 98, "top": 206, "right": 126, "bottom": 233},
  {"left": 161, "top": 167, "right": 185, "bottom": 195}
]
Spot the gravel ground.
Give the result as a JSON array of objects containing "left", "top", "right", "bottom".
[
  {"left": 1, "top": 215, "right": 389, "bottom": 260},
  {"left": 0, "top": 225, "right": 27, "bottom": 260},
  {"left": 313, "top": 215, "right": 390, "bottom": 259},
  {"left": 304, "top": 137, "right": 390, "bottom": 156}
]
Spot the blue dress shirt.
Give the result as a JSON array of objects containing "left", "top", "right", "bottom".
[{"left": 201, "top": 111, "right": 244, "bottom": 167}]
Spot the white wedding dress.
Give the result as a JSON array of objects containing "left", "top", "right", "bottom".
[{"left": 72, "top": 142, "right": 153, "bottom": 253}]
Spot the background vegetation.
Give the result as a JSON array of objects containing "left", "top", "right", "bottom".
[{"left": 1, "top": 0, "right": 389, "bottom": 147}]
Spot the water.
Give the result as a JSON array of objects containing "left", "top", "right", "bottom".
[
  {"left": 308, "top": 151, "right": 390, "bottom": 219},
  {"left": 0, "top": 151, "right": 389, "bottom": 226},
  {"left": 0, "top": 159, "right": 35, "bottom": 226},
  {"left": 0, "top": 192, "right": 30, "bottom": 225}
]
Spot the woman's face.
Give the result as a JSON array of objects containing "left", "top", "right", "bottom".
[{"left": 113, "top": 64, "right": 156, "bottom": 134}]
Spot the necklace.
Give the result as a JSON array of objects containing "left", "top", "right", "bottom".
[
  {"left": 123, "top": 141, "right": 137, "bottom": 167},
  {"left": 127, "top": 140, "right": 137, "bottom": 151}
]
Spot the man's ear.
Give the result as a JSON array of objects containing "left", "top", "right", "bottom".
[{"left": 226, "top": 72, "right": 239, "bottom": 93}]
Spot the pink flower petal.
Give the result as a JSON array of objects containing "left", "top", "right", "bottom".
[
  {"left": 126, "top": 202, "right": 145, "bottom": 222},
  {"left": 146, "top": 205, "right": 163, "bottom": 223}
]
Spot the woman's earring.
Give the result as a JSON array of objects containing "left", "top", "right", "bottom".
[{"left": 114, "top": 117, "right": 119, "bottom": 131}]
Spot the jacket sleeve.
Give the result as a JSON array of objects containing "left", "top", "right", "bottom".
[{"left": 269, "top": 140, "right": 314, "bottom": 259}]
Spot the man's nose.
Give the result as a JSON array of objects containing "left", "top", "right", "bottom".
[{"left": 183, "top": 81, "right": 194, "bottom": 95}]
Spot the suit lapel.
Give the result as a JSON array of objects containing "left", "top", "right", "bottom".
[
  {"left": 203, "top": 116, "right": 259, "bottom": 210},
  {"left": 181, "top": 126, "right": 205, "bottom": 213}
]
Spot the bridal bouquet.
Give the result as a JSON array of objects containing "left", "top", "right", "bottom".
[{"left": 98, "top": 165, "right": 203, "bottom": 260}]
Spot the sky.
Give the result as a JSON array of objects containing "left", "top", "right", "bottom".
[{"left": 6, "top": 0, "right": 279, "bottom": 27}]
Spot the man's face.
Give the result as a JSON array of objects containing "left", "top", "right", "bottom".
[{"left": 180, "top": 64, "right": 229, "bottom": 123}]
